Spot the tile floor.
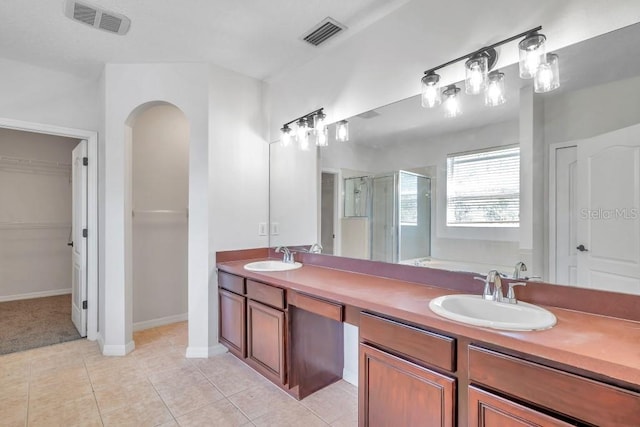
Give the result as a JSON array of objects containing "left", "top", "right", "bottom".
[{"left": 0, "top": 322, "right": 358, "bottom": 426}]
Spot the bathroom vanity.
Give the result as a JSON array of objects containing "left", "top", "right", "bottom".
[{"left": 217, "top": 249, "right": 640, "bottom": 427}]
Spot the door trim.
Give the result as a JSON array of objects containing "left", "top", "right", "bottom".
[
  {"left": 548, "top": 140, "right": 579, "bottom": 284},
  {"left": 0, "top": 117, "right": 98, "bottom": 341}
]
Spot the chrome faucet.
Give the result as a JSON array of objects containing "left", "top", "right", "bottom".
[
  {"left": 488, "top": 270, "right": 504, "bottom": 302},
  {"left": 506, "top": 282, "right": 527, "bottom": 304},
  {"left": 474, "top": 270, "right": 504, "bottom": 302},
  {"left": 309, "top": 243, "right": 323, "bottom": 254},
  {"left": 275, "top": 246, "right": 295, "bottom": 263},
  {"left": 513, "top": 262, "right": 528, "bottom": 279}
]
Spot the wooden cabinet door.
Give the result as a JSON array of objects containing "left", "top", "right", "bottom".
[
  {"left": 359, "top": 343, "right": 455, "bottom": 427},
  {"left": 219, "top": 289, "right": 246, "bottom": 358},
  {"left": 468, "top": 386, "right": 574, "bottom": 427},
  {"left": 247, "top": 300, "right": 286, "bottom": 384}
]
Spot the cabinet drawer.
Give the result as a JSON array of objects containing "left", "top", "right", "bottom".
[
  {"left": 288, "top": 292, "right": 343, "bottom": 322},
  {"left": 218, "top": 271, "right": 245, "bottom": 295},
  {"left": 468, "top": 346, "right": 640, "bottom": 427},
  {"left": 247, "top": 280, "right": 285, "bottom": 309},
  {"left": 360, "top": 312, "right": 455, "bottom": 372}
]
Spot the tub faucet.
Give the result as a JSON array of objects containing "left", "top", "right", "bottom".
[
  {"left": 275, "top": 246, "right": 294, "bottom": 263},
  {"left": 513, "top": 262, "right": 527, "bottom": 279}
]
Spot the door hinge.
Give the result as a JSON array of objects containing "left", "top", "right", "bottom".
[
  {"left": 82, "top": 300, "right": 88, "bottom": 310},
  {"left": 82, "top": 228, "right": 88, "bottom": 238},
  {"left": 83, "top": 157, "right": 88, "bottom": 166}
]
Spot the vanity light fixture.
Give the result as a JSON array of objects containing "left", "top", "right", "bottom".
[
  {"left": 336, "top": 120, "right": 350, "bottom": 142},
  {"left": 420, "top": 26, "right": 560, "bottom": 114},
  {"left": 443, "top": 85, "right": 462, "bottom": 118},
  {"left": 279, "top": 108, "right": 327, "bottom": 149}
]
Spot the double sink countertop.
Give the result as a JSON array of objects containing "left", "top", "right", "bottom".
[{"left": 217, "top": 258, "right": 640, "bottom": 389}]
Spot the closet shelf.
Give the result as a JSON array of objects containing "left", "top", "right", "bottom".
[
  {"left": 0, "top": 155, "right": 71, "bottom": 176},
  {"left": 0, "top": 222, "right": 71, "bottom": 230}
]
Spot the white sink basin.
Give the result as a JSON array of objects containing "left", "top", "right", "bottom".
[
  {"left": 243, "top": 260, "right": 302, "bottom": 272},
  {"left": 428, "top": 294, "right": 556, "bottom": 331}
]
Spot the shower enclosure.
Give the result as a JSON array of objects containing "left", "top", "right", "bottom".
[{"left": 343, "top": 171, "right": 431, "bottom": 263}]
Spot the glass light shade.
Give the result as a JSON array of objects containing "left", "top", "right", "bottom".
[
  {"left": 465, "top": 55, "right": 488, "bottom": 95},
  {"left": 314, "top": 112, "right": 326, "bottom": 131},
  {"left": 336, "top": 120, "right": 349, "bottom": 142},
  {"left": 443, "top": 85, "right": 461, "bottom": 118},
  {"left": 534, "top": 53, "right": 560, "bottom": 93},
  {"left": 421, "top": 72, "right": 441, "bottom": 108},
  {"left": 297, "top": 118, "right": 309, "bottom": 150},
  {"left": 280, "top": 125, "right": 292, "bottom": 147},
  {"left": 518, "top": 33, "right": 546, "bottom": 79},
  {"left": 485, "top": 71, "right": 506, "bottom": 106},
  {"left": 316, "top": 126, "right": 328, "bottom": 147}
]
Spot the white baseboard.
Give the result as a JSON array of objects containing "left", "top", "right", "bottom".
[
  {"left": 186, "top": 343, "right": 228, "bottom": 358},
  {"left": 133, "top": 313, "right": 188, "bottom": 332},
  {"left": 343, "top": 368, "right": 358, "bottom": 387},
  {"left": 0, "top": 288, "right": 71, "bottom": 302},
  {"left": 102, "top": 340, "right": 135, "bottom": 356}
]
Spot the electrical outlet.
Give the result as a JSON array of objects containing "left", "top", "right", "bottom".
[
  {"left": 258, "top": 222, "right": 267, "bottom": 236},
  {"left": 270, "top": 222, "right": 280, "bottom": 235}
]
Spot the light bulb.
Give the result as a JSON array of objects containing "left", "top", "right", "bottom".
[
  {"left": 297, "top": 118, "right": 309, "bottom": 150},
  {"left": 336, "top": 120, "right": 349, "bottom": 142},
  {"left": 485, "top": 71, "right": 506, "bottom": 107},
  {"left": 465, "top": 55, "right": 488, "bottom": 95},
  {"left": 316, "top": 126, "right": 328, "bottom": 147},
  {"left": 519, "top": 33, "right": 546, "bottom": 79},
  {"left": 421, "top": 72, "right": 441, "bottom": 108},
  {"left": 280, "top": 125, "right": 292, "bottom": 147},
  {"left": 314, "top": 112, "right": 326, "bottom": 132},
  {"left": 534, "top": 53, "right": 560, "bottom": 93},
  {"left": 443, "top": 85, "right": 461, "bottom": 118}
]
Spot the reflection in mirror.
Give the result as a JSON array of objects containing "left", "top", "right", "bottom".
[{"left": 269, "top": 22, "right": 640, "bottom": 295}]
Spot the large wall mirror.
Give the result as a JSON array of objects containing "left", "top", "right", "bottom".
[{"left": 270, "top": 22, "right": 640, "bottom": 295}]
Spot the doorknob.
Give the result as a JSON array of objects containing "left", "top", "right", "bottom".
[{"left": 576, "top": 244, "right": 588, "bottom": 252}]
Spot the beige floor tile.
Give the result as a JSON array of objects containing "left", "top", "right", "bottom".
[
  {"left": 330, "top": 409, "right": 359, "bottom": 427},
  {"left": 301, "top": 380, "right": 359, "bottom": 424},
  {"left": 196, "top": 354, "right": 268, "bottom": 397},
  {"left": 176, "top": 399, "right": 251, "bottom": 427},
  {"left": 228, "top": 381, "right": 296, "bottom": 420},
  {"left": 0, "top": 394, "right": 28, "bottom": 427},
  {"left": 252, "top": 401, "right": 328, "bottom": 427},
  {"left": 29, "top": 381, "right": 94, "bottom": 410},
  {"left": 156, "top": 377, "right": 225, "bottom": 417},
  {"left": 28, "top": 393, "right": 102, "bottom": 427},
  {"left": 100, "top": 394, "right": 174, "bottom": 427},
  {"left": 94, "top": 379, "right": 159, "bottom": 413},
  {"left": 147, "top": 363, "right": 200, "bottom": 386}
]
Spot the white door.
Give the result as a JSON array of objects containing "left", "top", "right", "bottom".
[
  {"left": 576, "top": 123, "right": 640, "bottom": 294},
  {"left": 71, "top": 140, "right": 88, "bottom": 337}
]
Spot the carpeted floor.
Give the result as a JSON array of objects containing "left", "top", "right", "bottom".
[{"left": 0, "top": 294, "right": 82, "bottom": 355}]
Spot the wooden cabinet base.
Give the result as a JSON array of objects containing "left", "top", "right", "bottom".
[
  {"left": 218, "top": 289, "right": 246, "bottom": 358},
  {"left": 247, "top": 299, "right": 286, "bottom": 385},
  {"left": 359, "top": 343, "right": 455, "bottom": 427}
]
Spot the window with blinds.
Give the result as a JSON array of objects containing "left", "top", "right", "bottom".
[{"left": 446, "top": 145, "right": 520, "bottom": 227}]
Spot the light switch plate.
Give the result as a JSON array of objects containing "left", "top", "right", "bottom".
[
  {"left": 270, "top": 222, "right": 280, "bottom": 235},
  {"left": 258, "top": 222, "right": 267, "bottom": 236}
]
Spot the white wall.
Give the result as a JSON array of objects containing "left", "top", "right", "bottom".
[
  {"left": 131, "top": 105, "right": 189, "bottom": 328},
  {"left": 0, "top": 129, "right": 79, "bottom": 300},
  {"left": 103, "top": 63, "right": 211, "bottom": 356},
  {"left": 265, "top": 0, "right": 640, "bottom": 141},
  {"left": 0, "top": 58, "right": 100, "bottom": 131}
]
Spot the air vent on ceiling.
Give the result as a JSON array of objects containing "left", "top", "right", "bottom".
[
  {"left": 302, "top": 17, "right": 346, "bottom": 46},
  {"left": 64, "top": 0, "right": 131, "bottom": 35}
]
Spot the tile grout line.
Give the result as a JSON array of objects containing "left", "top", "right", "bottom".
[
  {"left": 82, "top": 352, "right": 105, "bottom": 426},
  {"left": 25, "top": 357, "right": 32, "bottom": 427}
]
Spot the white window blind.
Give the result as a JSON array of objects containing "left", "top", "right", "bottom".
[{"left": 446, "top": 146, "right": 520, "bottom": 227}]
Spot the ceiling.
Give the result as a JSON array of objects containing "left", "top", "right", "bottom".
[{"left": 0, "top": 0, "right": 408, "bottom": 80}]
